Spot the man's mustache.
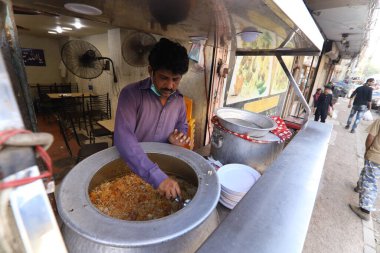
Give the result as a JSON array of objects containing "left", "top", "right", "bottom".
[{"left": 160, "top": 88, "right": 175, "bottom": 93}]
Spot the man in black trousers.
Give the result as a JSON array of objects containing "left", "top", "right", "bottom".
[
  {"left": 345, "top": 78, "right": 374, "bottom": 133},
  {"left": 314, "top": 84, "right": 333, "bottom": 123}
]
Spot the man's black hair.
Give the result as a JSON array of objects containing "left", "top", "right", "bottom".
[
  {"left": 367, "top": 78, "right": 375, "bottom": 83},
  {"left": 148, "top": 38, "right": 189, "bottom": 75}
]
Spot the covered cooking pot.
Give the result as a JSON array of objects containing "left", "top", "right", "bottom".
[
  {"left": 216, "top": 107, "right": 277, "bottom": 137},
  {"left": 56, "top": 143, "right": 220, "bottom": 253},
  {"left": 211, "top": 109, "right": 284, "bottom": 174}
]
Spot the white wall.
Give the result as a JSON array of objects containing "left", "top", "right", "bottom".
[{"left": 18, "top": 33, "right": 63, "bottom": 84}]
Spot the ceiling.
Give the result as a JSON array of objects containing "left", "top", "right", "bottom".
[
  {"left": 15, "top": 14, "right": 114, "bottom": 38},
  {"left": 10, "top": 0, "right": 377, "bottom": 60},
  {"left": 304, "top": 0, "right": 378, "bottom": 59},
  {"left": 11, "top": 0, "right": 215, "bottom": 42}
]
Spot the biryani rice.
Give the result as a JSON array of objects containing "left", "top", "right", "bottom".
[{"left": 89, "top": 173, "right": 196, "bottom": 221}]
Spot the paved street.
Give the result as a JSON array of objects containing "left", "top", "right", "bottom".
[{"left": 303, "top": 97, "right": 380, "bottom": 253}]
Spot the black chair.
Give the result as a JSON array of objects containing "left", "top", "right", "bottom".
[
  {"left": 56, "top": 83, "right": 72, "bottom": 93},
  {"left": 56, "top": 115, "right": 108, "bottom": 164},
  {"left": 59, "top": 95, "right": 88, "bottom": 135},
  {"left": 87, "top": 93, "right": 112, "bottom": 143},
  {"left": 71, "top": 83, "right": 79, "bottom": 92},
  {"left": 89, "top": 93, "right": 111, "bottom": 120},
  {"left": 36, "top": 83, "right": 56, "bottom": 116}
]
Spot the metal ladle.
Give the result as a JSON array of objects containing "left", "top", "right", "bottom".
[{"left": 174, "top": 196, "right": 191, "bottom": 207}]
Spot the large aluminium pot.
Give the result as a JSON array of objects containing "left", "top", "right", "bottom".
[
  {"left": 216, "top": 107, "right": 277, "bottom": 137},
  {"left": 56, "top": 143, "right": 220, "bottom": 253},
  {"left": 211, "top": 127, "right": 284, "bottom": 174}
]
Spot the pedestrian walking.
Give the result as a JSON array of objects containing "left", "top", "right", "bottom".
[
  {"left": 345, "top": 78, "right": 374, "bottom": 133},
  {"left": 349, "top": 119, "right": 380, "bottom": 221},
  {"left": 314, "top": 85, "right": 333, "bottom": 123},
  {"left": 312, "top": 88, "right": 322, "bottom": 113}
]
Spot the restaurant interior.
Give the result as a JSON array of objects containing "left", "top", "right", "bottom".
[
  {"left": 14, "top": 2, "right": 203, "bottom": 182},
  {"left": 11, "top": 0, "right": 327, "bottom": 187}
]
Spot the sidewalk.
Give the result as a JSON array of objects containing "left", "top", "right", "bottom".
[{"left": 303, "top": 97, "right": 379, "bottom": 253}]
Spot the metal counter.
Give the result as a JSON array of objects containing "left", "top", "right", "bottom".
[{"left": 198, "top": 121, "right": 333, "bottom": 253}]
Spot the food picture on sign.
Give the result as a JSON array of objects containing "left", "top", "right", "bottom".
[
  {"left": 21, "top": 48, "right": 46, "bottom": 66},
  {"left": 270, "top": 56, "right": 294, "bottom": 95},
  {"left": 226, "top": 30, "right": 275, "bottom": 105}
]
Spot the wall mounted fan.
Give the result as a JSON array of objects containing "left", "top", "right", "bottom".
[
  {"left": 61, "top": 40, "right": 118, "bottom": 82},
  {"left": 122, "top": 32, "right": 157, "bottom": 67}
]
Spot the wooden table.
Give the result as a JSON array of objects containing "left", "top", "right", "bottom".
[
  {"left": 97, "top": 119, "right": 115, "bottom": 133},
  {"left": 47, "top": 92, "right": 94, "bottom": 99}
]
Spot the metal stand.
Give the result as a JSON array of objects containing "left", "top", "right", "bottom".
[
  {"left": 0, "top": 49, "right": 67, "bottom": 252},
  {"left": 276, "top": 55, "right": 311, "bottom": 127}
]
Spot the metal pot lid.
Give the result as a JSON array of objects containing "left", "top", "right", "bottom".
[
  {"left": 216, "top": 108, "right": 277, "bottom": 137},
  {"left": 214, "top": 126, "right": 281, "bottom": 143},
  {"left": 56, "top": 143, "right": 220, "bottom": 247}
]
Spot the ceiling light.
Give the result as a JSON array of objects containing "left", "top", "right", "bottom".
[
  {"left": 64, "top": 3, "right": 102, "bottom": 16},
  {"left": 62, "top": 27, "right": 73, "bottom": 31},
  {"left": 237, "top": 27, "right": 262, "bottom": 42},
  {"left": 56, "top": 26, "right": 63, "bottom": 33},
  {"left": 48, "top": 31, "right": 57, "bottom": 34}
]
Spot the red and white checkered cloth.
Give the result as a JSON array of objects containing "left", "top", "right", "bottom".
[
  {"left": 211, "top": 115, "right": 292, "bottom": 143},
  {"left": 269, "top": 116, "right": 292, "bottom": 142}
]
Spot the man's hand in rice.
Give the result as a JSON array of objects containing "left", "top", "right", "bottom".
[{"left": 158, "top": 177, "right": 181, "bottom": 199}]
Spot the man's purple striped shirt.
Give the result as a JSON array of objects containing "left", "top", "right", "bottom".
[{"left": 114, "top": 77, "right": 188, "bottom": 188}]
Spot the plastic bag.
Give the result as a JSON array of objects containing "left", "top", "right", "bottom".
[
  {"left": 363, "top": 110, "right": 373, "bottom": 121},
  {"left": 328, "top": 106, "right": 333, "bottom": 117}
]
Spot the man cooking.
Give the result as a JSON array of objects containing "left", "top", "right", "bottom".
[{"left": 114, "top": 38, "right": 191, "bottom": 200}]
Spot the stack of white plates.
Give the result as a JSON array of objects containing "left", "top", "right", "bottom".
[{"left": 217, "top": 163, "right": 261, "bottom": 209}]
